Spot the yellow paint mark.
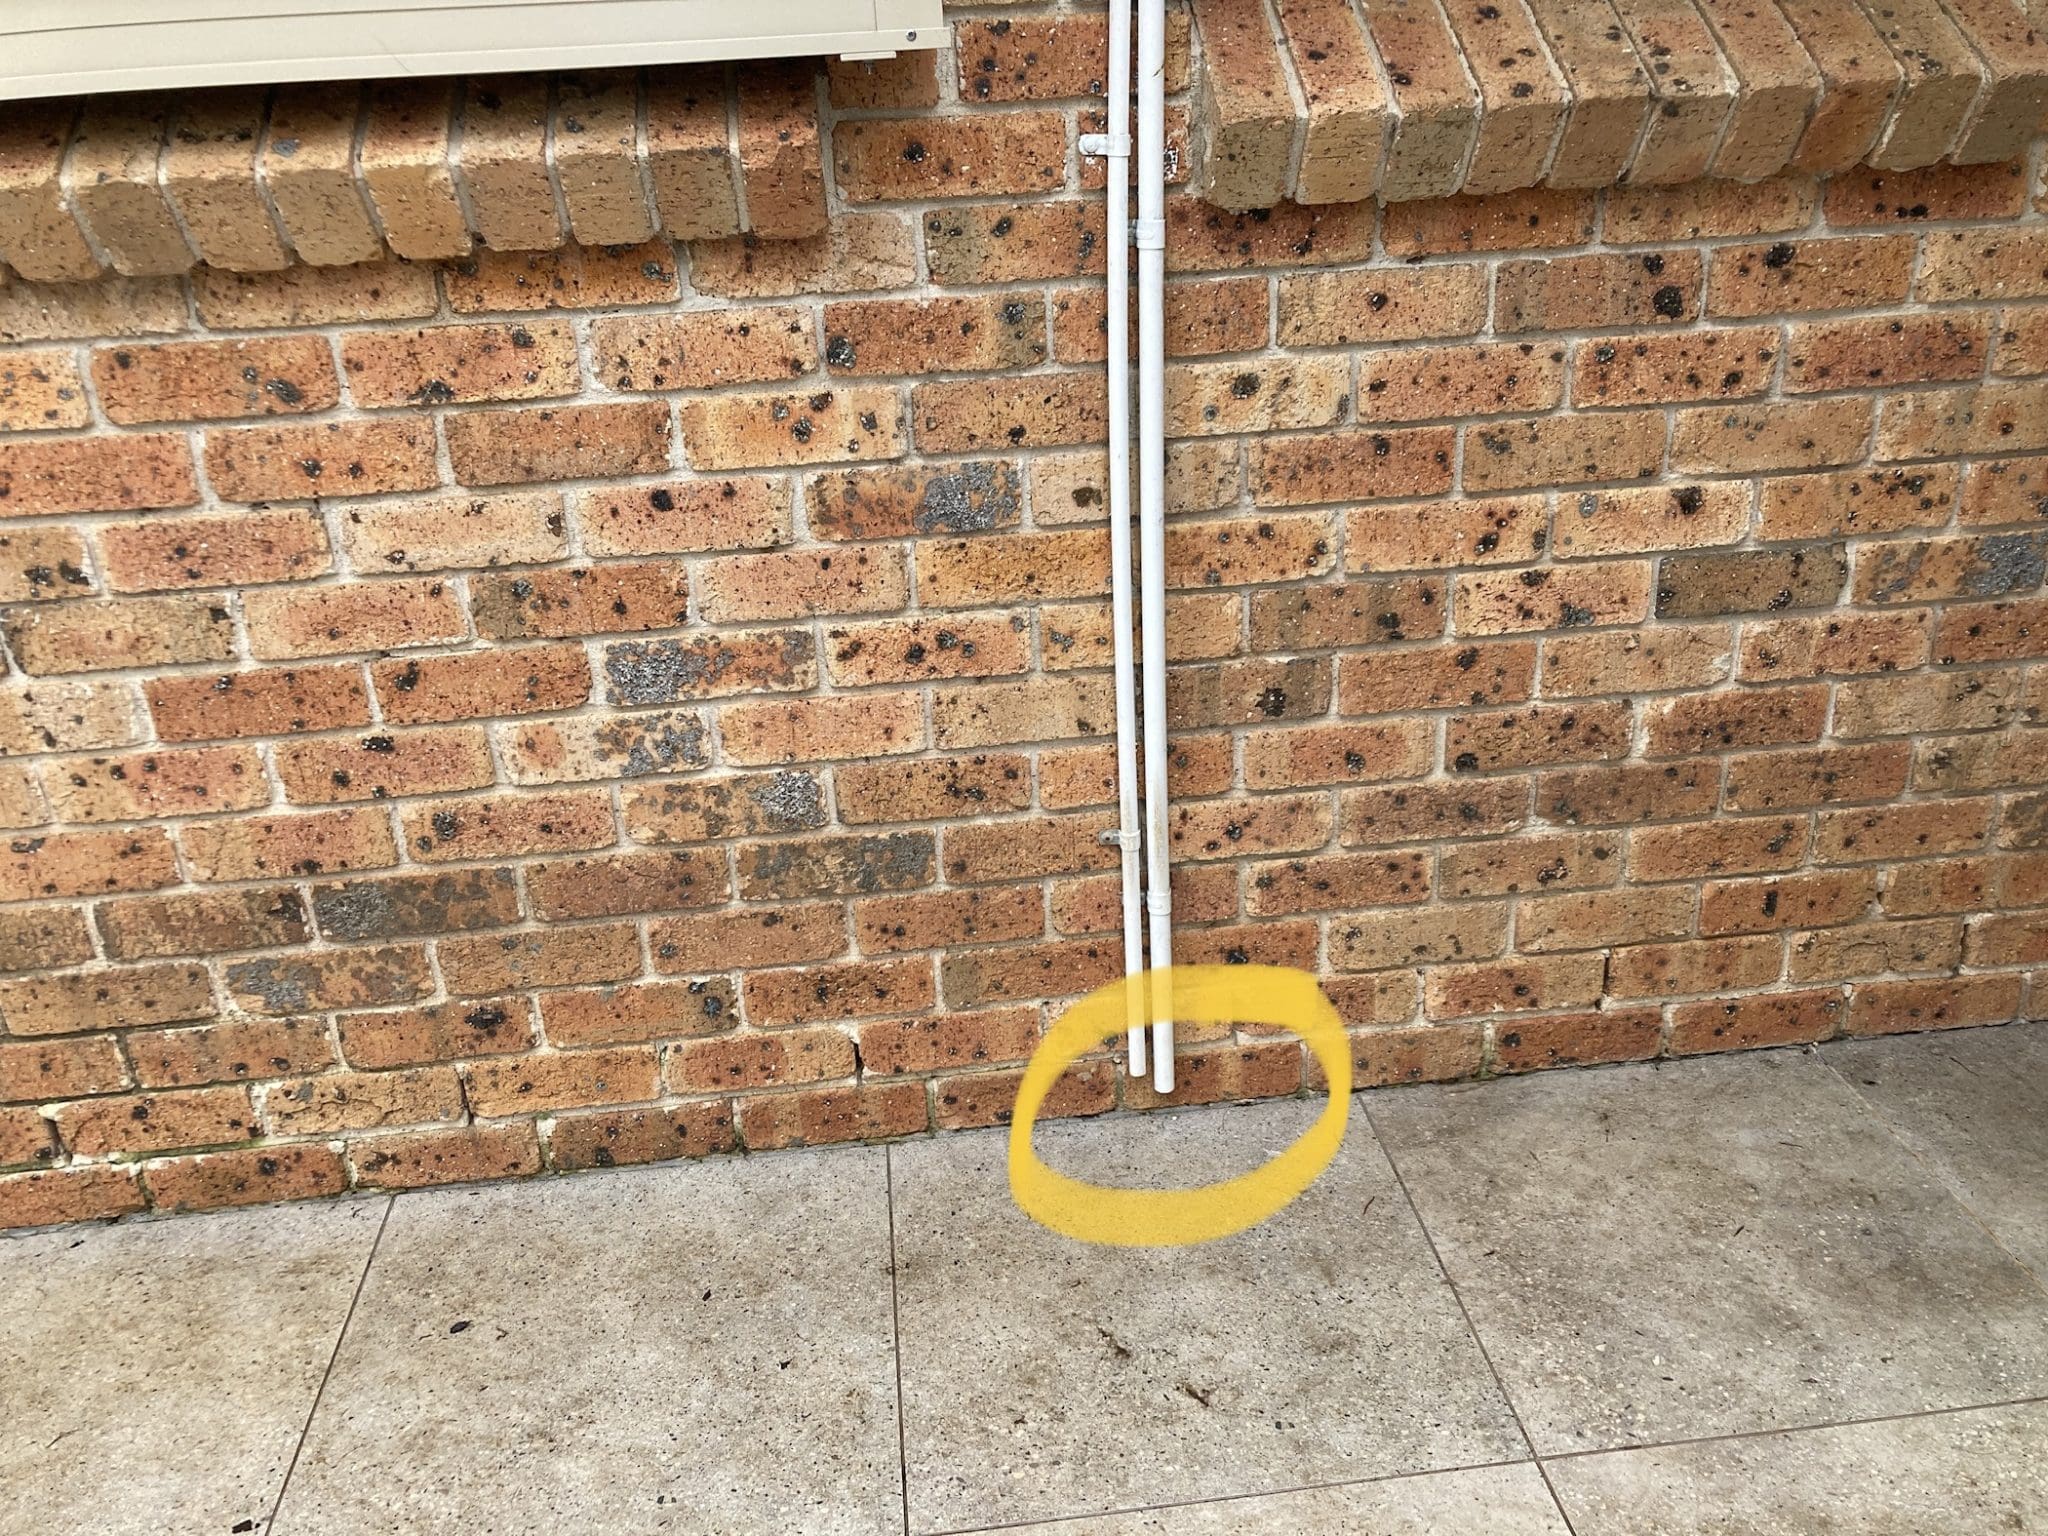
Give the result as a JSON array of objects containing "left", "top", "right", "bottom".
[{"left": 1006, "top": 965, "right": 1350, "bottom": 1247}]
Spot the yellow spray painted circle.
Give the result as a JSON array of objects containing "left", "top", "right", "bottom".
[{"left": 1006, "top": 964, "right": 1351, "bottom": 1247}]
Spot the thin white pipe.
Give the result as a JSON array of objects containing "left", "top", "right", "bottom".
[
  {"left": 1135, "top": 0, "right": 1173, "bottom": 1094},
  {"left": 1102, "top": 0, "right": 1147, "bottom": 1081}
]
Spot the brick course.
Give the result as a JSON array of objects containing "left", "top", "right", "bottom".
[{"left": 3, "top": 12, "right": 2048, "bottom": 1230}]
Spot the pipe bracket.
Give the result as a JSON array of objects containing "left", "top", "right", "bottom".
[
  {"left": 1131, "top": 216, "right": 1165, "bottom": 250},
  {"left": 1078, "top": 131, "right": 1132, "bottom": 159}
]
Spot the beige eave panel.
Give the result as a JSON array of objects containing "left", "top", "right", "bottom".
[{"left": 0, "top": 0, "right": 943, "bottom": 99}]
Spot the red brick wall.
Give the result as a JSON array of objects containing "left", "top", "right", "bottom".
[{"left": 3, "top": 59, "right": 2047, "bottom": 1228}]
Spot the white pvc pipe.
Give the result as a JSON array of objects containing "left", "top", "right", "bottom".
[
  {"left": 1102, "top": 0, "right": 1147, "bottom": 1081},
  {"left": 1135, "top": 0, "right": 1173, "bottom": 1094}
]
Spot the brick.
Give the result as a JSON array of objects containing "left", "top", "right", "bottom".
[
  {"left": 832, "top": 53, "right": 943, "bottom": 111},
  {"left": 732, "top": 830, "right": 933, "bottom": 899},
  {"left": 1608, "top": 0, "right": 1737, "bottom": 183},
  {"left": 592, "top": 308, "right": 815, "bottom": 392},
  {"left": 643, "top": 64, "right": 740, "bottom": 239},
  {"left": 351, "top": 1123, "right": 543, "bottom": 1191},
  {"left": 1424, "top": 954, "right": 1605, "bottom": 1019},
  {"left": 1520, "top": 884, "right": 1696, "bottom": 951},
  {"left": 66, "top": 102, "right": 193, "bottom": 277},
  {"left": 1245, "top": 850, "right": 1431, "bottom": 915},
  {"left": 696, "top": 547, "right": 907, "bottom": 624},
  {"left": 1846, "top": 974, "right": 2023, "bottom": 1038},
  {"left": 1876, "top": 382, "right": 2048, "bottom": 461},
  {"left": 445, "top": 241, "right": 680, "bottom": 312},
  {"left": 1707, "top": 236, "right": 1916, "bottom": 317},
  {"left": 825, "top": 295, "right": 1044, "bottom": 379},
  {"left": 0, "top": 1167, "right": 145, "bottom": 1229},
  {"left": 1693, "top": 0, "right": 1819, "bottom": 180},
  {"left": 1700, "top": 871, "right": 1877, "bottom": 935},
  {"left": 205, "top": 420, "right": 437, "bottom": 502},
  {"left": 262, "top": 1065, "right": 463, "bottom": 1136},
  {"left": 368, "top": 647, "right": 587, "bottom": 728},
  {"left": 1496, "top": 250, "right": 1701, "bottom": 331},
  {"left": 0, "top": 104, "right": 104, "bottom": 282},
  {"left": 810, "top": 462, "right": 1020, "bottom": 542},
  {"left": 5, "top": 597, "right": 235, "bottom": 676},
  {"left": 1166, "top": 792, "right": 1333, "bottom": 862},
  {"left": 547, "top": 1099, "right": 737, "bottom": 1169},
  {"left": 342, "top": 323, "right": 580, "bottom": 408},
  {"left": 576, "top": 477, "right": 793, "bottom": 556},
  {"left": 931, "top": 673, "right": 1111, "bottom": 747},
  {"left": 130, "top": 1018, "right": 333, "bottom": 1090},
  {"left": 447, "top": 402, "right": 672, "bottom": 486},
  {"left": 225, "top": 946, "right": 432, "bottom": 1015},
  {"left": 1243, "top": 719, "right": 1434, "bottom": 788},
  {"left": 911, "top": 374, "right": 1107, "bottom": 455},
  {"left": 1604, "top": 176, "right": 1817, "bottom": 244},
  {"left": 1609, "top": 935, "right": 1782, "bottom": 999},
  {"left": 1918, "top": 228, "right": 2048, "bottom": 303},
  {"left": 1448, "top": 700, "right": 1632, "bottom": 772},
  {"left": 623, "top": 771, "right": 825, "bottom": 846},
  {"left": 1329, "top": 902, "right": 1508, "bottom": 970},
  {"left": 309, "top": 868, "right": 519, "bottom": 943},
  {"left": 1276, "top": 266, "right": 1489, "bottom": 346},
  {"left": 55, "top": 1082, "right": 254, "bottom": 1158},
  {"left": 179, "top": 808, "right": 392, "bottom": 884},
  {"left": 0, "top": 347, "right": 88, "bottom": 432},
  {"left": 1784, "top": 314, "right": 1989, "bottom": 393},
  {"left": 719, "top": 692, "right": 926, "bottom": 765},
  {"left": 1550, "top": 482, "right": 1749, "bottom": 559},
  {"left": 1814, "top": 802, "right": 1989, "bottom": 865},
  {"left": 527, "top": 849, "right": 728, "bottom": 921},
  {"left": 0, "top": 828, "right": 178, "bottom": 903},
  {"left": 600, "top": 631, "right": 816, "bottom": 708},
  {"left": 358, "top": 79, "right": 471, "bottom": 261},
  {"left": 0, "top": 277, "right": 185, "bottom": 346},
  {"left": 143, "top": 1145, "right": 348, "bottom": 1214},
  {"left": 1446, "top": 0, "right": 1569, "bottom": 195},
  {"left": 43, "top": 746, "right": 267, "bottom": 823},
  {"left": 744, "top": 955, "right": 934, "bottom": 1026},
  {"left": 1453, "top": 562, "right": 1653, "bottom": 634},
  {"left": 1355, "top": 0, "right": 1480, "bottom": 201},
  {"left": 0, "top": 433, "right": 198, "bottom": 517},
  {"left": 192, "top": 261, "right": 439, "bottom": 328},
  {"left": 1542, "top": 625, "right": 1731, "bottom": 696},
  {"left": 1834, "top": 671, "right": 2018, "bottom": 739},
  {"left": 1515, "top": 0, "right": 1648, "bottom": 185},
  {"left": 98, "top": 510, "right": 332, "bottom": 594},
  {"left": 439, "top": 927, "right": 642, "bottom": 997},
  {"left": 740, "top": 1081, "right": 928, "bottom": 1150},
  {"left": 1249, "top": 578, "right": 1445, "bottom": 650},
  {"left": 679, "top": 385, "right": 904, "bottom": 469},
  {"left": 244, "top": 578, "right": 466, "bottom": 660},
  {"left": 93, "top": 337, "right": 337, "bottom": 425},
  {"left": 1249, "top": 428, "right": 1457, "bottom": 507},
  {"left": 835, "top": 112, "right": 1066, "bottom": 202},
  {"left": 1630, "top": 816, "right": 1807, "bottom": 881},
  {"left": 648, "top": 905, "right": 848, "bottom": 975},
  {"left": 732, "top": 61, "right": 826, "bottom": 238},
  {"left": 1462, "top": 412, "right": 1667, "bottom": 491},
  {"left": 453, "top": 77, "right": 559, "bottom": 252},
  {"left": 96, "top": 888, "right": 309, "bottom": 962},
  {"left": 1642, "top": 684, "right": 1828, "bottom": 757},
  {"left": 146, "top": 665, "right": 369, "bottom": 744},
  {"left": 1722, "top": 742, "right": 1910, "bottom": 812},
  {"left": 1163, "top": 196, "right": 1377, "bottom": 272},
  {"left": 1777, "top": 0, "right": 1900, "bottom": 171},
  {"left": 942, "top": 812, "right": 1120, "bottom": 884},
  {"left": 835, "top": 753, "right": 1032, "bottom": 825},
  {"left": 1669, "top": 987, "right": 1844, "bottom": 1052},
  {"left": 855, "top": 887, "right": 1044, "bottom": 956},
  {"left": 1756, "top": 464, "right": 1957, "bottom": 541},
  {"left": 546, "top": 70, "right": 654, "bottom": 247},
  {"left": 1361, "top": 343, "right": 1565, "bottom": 425},
  {"left": 263, "top": 84, "right": 382, "bottom": 265},
  {"left": 1655, "top": 545, "right": 1847, "bottom": 619},
  {"left": 1336, "top": 640, "right": 1535, "bottom": 714},
  {"left": 1194, "top": 0, "right": 1301, "bottom": 209},
  {"left": 1855, "top": 532, "right": 2048, "bottom": 605},
  {"left": 694, "top": 215, "right": 917, "bottom": 297},
  {"left": 1271, "top": 0, "right": 1388, "bottom": 204},
  {"left": 497, "top": 708, "right": 708, "bottom": 785},
  {"left": 1741, "top": 611, "right": 1933, "bottom": 679},
  {"left": 666, "top": 1029, "right": 855, "bottom": 1093},
  {"left": 0, "top": 524, "right": 92, "bottom": 600},
  {"left": 826, "top": 616, "right": 1031, "bottom": 686},
  {"left": 1538, "top": 760, "right": 1718, "bottom": 826},
  {"left": 941, "top": 938, "right": 1121, "bottom": 1007},
  {"left": 400, "top": 789, "right": 613, "bottom": 863},
  {"left": 0, "top": 1036, "right": 130, "bottom": 1105},
  {"left": 541, "top": 979, "right": 736, "bottom": 1047},
  {"left": 1491, "top": 1008, "right": 1663, "bottom": 1072},
  {"left": 1573, "top": 327, "right": 1778, "bottom": 406},
  {"left": 467, "top": 1046, "right": 661, "bottom": 1116},
  {"left": 471, "top": 562, "right": 688, "bottom": 640},
  {"left": 337, "top": 492, "right": 565, "bottom": 576}
]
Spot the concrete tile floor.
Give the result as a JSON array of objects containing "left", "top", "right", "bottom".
[{"left": 1, "top": 1025, "right": 2043, "bottom": 1536}]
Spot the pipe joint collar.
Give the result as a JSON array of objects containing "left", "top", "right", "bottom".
[{"left": 1131, "top": 216, "right": 1165, "bottom": 250}]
